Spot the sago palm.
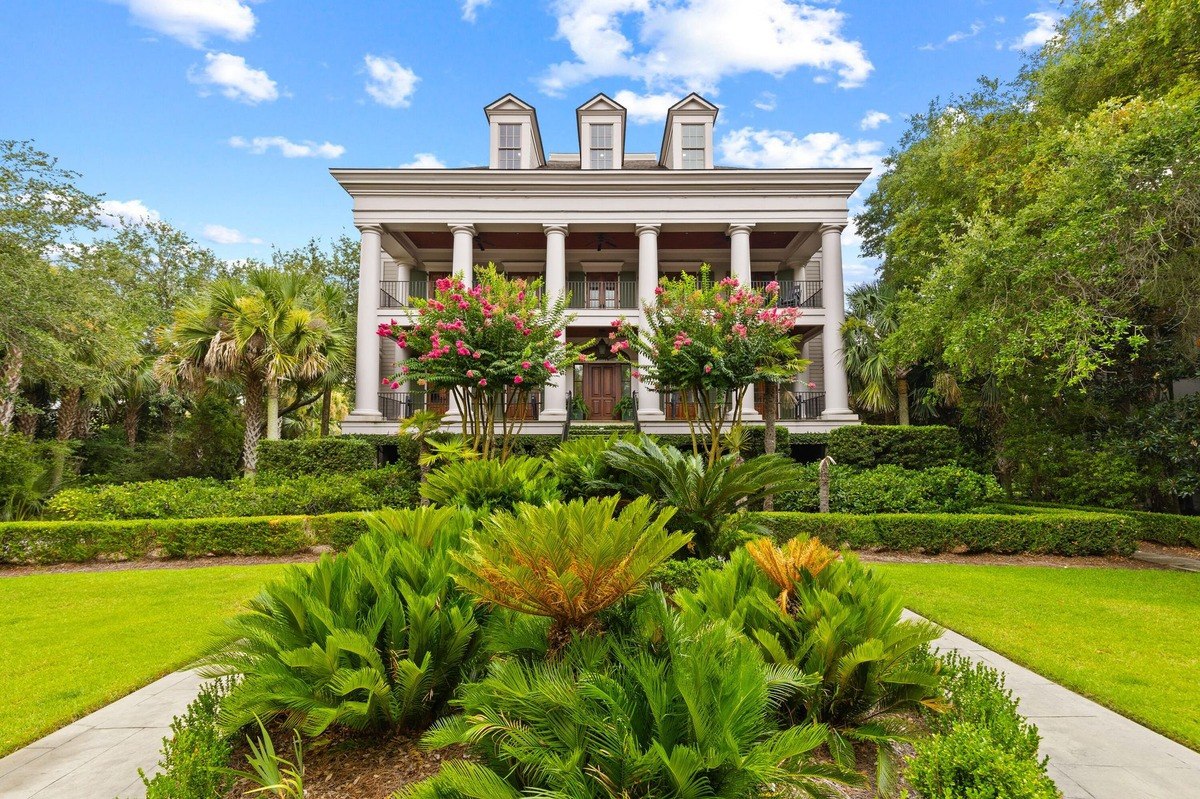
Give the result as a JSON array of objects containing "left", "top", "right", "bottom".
[
  {"left": 452, "top": 494, "right": 690, "bottom": 650},
  {"left": 198, "top": 506, "right": 485, "bottom": 736}
]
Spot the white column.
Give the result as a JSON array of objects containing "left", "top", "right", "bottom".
[
  {"left": 349, "top": 224, "right": 384, "bottom": 421},
  {"left": 820, "top": 223, "right": 857, "bottom": 420},
  {"left": 395, "top": 258, "right": 413, "bottom": 304},
  {"left": 727, "top": 223, "right": 761, "bottom": 421},
  {"left": 450, "top": 223, "right": 475, "bottom": 288},
  {"left": 636, "top": 223, "right": 665, "bottom": 421},
  {"left": 541, "top": 223, "right": 569, "bottom": 422}
]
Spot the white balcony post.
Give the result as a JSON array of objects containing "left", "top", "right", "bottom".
[
  {"left": 395, "top": 258, "right": 412, "bottom": 304},
  {"left": 450, "top": 223, "right": 475, "bottom": 288},
  {"left": 349, "top": 224, "right": 383, "bottom": 421},
  {"left": 820, "top": 223, "right": 858, "bottom": 421},
  {"left": 728, "top": 223, "right": 761, "bottom": 421},
  {"left": 542, "top": 223, "right": 569, "bottom": 422},
  {"left": 636, "top": 223, "right": 665, "bottom": 421}
]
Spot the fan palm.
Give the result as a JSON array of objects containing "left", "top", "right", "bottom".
[
  {"left": 603, "top": 436, "right": 809, "bottom": 556},
  {"left": 842, "top": 280, "right": 910, "bottom": 424}
]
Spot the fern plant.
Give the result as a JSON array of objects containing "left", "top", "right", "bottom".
[
  {"left": 420, "top": 455, "right": 560, "bottom": 511},
  {"left": 603, "top": 436, "right": 809, "bottom": 555},
  {"left": 675, "top": 539, "right": 943, "bottom": 795},
  {"left": 400, "top": 595, "right": 860, "bottom": 799},
  {"left": 453, "top": 495, "right": 690, "bottom": 650},
  {"left": 199, "top": 505, "right": 485, "bottom": 737}
]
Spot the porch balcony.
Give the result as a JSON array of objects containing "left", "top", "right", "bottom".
[
  {"left": 658, "top": 388, "right": 826, "bottom": 421},
  {"left": 378, "top": 389, "right": 544, "bottom": 422}
]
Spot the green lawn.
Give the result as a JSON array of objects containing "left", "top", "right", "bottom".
[
  {"left": 0, "top": 564, "right": 289, "bottom": 756},
  {"left": 875, "top": 563, "right": 1200, "bottom": 750}
]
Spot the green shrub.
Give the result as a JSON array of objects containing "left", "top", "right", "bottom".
[
  {"left": 828, "top": 425, "right": 961, "bottom": 469},
  {"left": 255, "top": 437, "right": 376, "bottom": 479},
  {"left": 648, "top": 556, "right": 723, "bottom": 592},
  {"left": 548, "top": 433, "right": 639, "bottom": 500},
  {"left": 675, "top": 543, "right": 941, "bottom": 792},
  {"left": 757, "top": 510, "right": 1136, "bottom": 556},
  {"left": 776, "top": 464, "right": 1003, "bottom": 514},
  {"left": 140, "top": 677, "right": 236, "bottom": 799},
  {"left": 201, "top": 506, "right": 485, "bottom": 736},
  {"left": 421, "top": 456, "right": 560, "bottom": 512},
  {"left": 403, "top": 596, "right": 858, "bottom": 799},
  {"left": 1006, "top": 501, "right": 1200, "bottom": 548},
  {"left": 0, "top": 435, "right": 70, "bottom": 521}
]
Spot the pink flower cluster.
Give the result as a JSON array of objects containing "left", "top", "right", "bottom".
[{"left": 673, "top": 332, "right": 693, "bottom": 350}]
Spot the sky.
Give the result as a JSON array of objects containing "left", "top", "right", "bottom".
[{"left": 0, "top": 0, "right": 1063, "bottom": 285}]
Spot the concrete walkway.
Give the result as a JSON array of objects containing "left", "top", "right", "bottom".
[
  {"left": 0, "top": 671, "right": 205, "bottom": 799},
  {"left": 1132, "top": 549, "right": 1200, "bottom": 572},
  {"left": 2, "top": 628, "right": 1199, "bottom": 799},
  {"left": 922, "top": 615, "right": 1200, "bottom": 799}
]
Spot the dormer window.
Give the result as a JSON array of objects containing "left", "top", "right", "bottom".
[
  {"left": 498, "top": 123, "right": 522, "bottom": 169},
  {"left": 590, "top": 123, "right": 614, "bottom": 169},
  {"left": 681, "top": 124, "right": 705, "bottom": 169}
]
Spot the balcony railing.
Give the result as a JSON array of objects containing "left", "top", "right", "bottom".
[
  {"left": 566, "top": 280, "right": 638, "bottom": 310},
  {"left": 378, "top": 390, "right": 543, "bottom": 422},
  {"left": 380, "top": 280, "right": 428, "bottom": 308},
  {"left": 751, "top": 279, "right": 823, "bottom": 309},
  {"left": 657, "top": 388, "right": 826, "bottom": 421}
]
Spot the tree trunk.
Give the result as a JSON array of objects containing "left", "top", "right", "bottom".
[
  {"left": 16, "top": 411, "right": 37, "bottom": 437},
  {"left": 56, "top": 387, "right": 81, "bottom": 442},
  {"left": 75, "top": 402, "right": 92, "bottom": 439},
  {"left": 896, "top": 375, "right": 910, "bottom": 426},
  {"left": 0, "top": 346, "right": 23, "bottom": 433},
  {"left": 124, "top": 401, "right": 142, "bottom": 446},
  {"left": 320, "top": 386, "right": 333, "bottom": 436},
  {"left": 266, "top": 379, "right": 281, "bottom": 441},
  {"left": 762, "top": 381, "right": 778, "bottom": 512},
  {"left": 819, "top": 456, "right": 833, "bottom": 513},
  {"left": 243, "top": 380, "right": 265, "bottom": 476}
]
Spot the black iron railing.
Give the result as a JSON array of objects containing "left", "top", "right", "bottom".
[
  {"left": 380, "top": 280, "right": 429, "bottom": 308},
  {"left": 779, "top": 391, "right": 826, "bottom": 420},
  {"left": 751, "top": 279, "right": 823, "bottom": 309},
  {"left": 379, "top": 389, "right": 542, "bottom": 422}
]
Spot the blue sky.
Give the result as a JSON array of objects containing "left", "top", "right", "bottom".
[{"left": 0, "top": 0, "right": 1062, "bottom": 282}]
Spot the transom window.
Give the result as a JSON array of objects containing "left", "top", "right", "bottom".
[
  {"left": 681, "top": 123, "right": 706, "bottom": 169},
  {"left": 498, "top": 123, "right": 522, "bottom": 169},
  {"left": 590, "top": 123, "right": 614, "bottom": 169}
]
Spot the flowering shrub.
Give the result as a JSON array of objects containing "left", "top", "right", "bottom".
[
  {"left": 613, "top": 266, "right": 808, "bottom": 462},
  {"left": 378, "top": 265, "right": 589, "bottom": 458}
]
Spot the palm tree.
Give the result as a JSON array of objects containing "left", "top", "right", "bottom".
[
  {"left": 156, "top": 271, "right": 336, "bottom": 474},
  {"left": 841, "top": 280, "right": 911, "bottom": 424}
]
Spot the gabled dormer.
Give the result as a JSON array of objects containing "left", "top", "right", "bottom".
[
  {"left": 659, "top": 93, "right": 718, "bottom": 170},
  {"left": 484, "top": 93, "right": 545, "bottom": 170},
  {"left": 576, "top": 93, "right": 627, "bottom": 170}
]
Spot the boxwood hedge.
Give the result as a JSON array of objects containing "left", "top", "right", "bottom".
[
  {"left": 256, "top": 438, "right": 377, "bottom": 478},
  {"left": 828, "top": 425, "right": 961, "bottom": 470}
]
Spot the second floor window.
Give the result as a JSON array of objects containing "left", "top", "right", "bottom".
[
  {"left": 681, "top": 123, "right": 706, "bottom": 169},
  {"left": 590, "top": 123, "right": 614, "bottom": 169},
  {"left": 498, "top": 123, "right": 522, "bottom": 169}
]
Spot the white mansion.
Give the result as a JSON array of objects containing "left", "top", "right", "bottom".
[{"left": 334, "top": 92, "right": 866, "bottom": 433}]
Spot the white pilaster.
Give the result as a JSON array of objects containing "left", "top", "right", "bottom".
[
  {"left": 727, "top": 223, "right": 761, "bottom": 421},
  {"left": 450, "top": 223, "right": 475, "bottom": 288},
  {"left": 541, "top": 223, "right": 569, "bottom": 422},
  {"left": 636, "top": 223, "right": 666, "bottom": 421},
  {"left": 349, "top": 224, "right": 384, "bottom": 421},
  {"left": 819, "top": 223, "right": 858, "bottom": 421}
]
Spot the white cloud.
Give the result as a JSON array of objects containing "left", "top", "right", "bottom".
[
  {"left": 920, "top": 19, "right": 984, "bottom": 50},
  {"left": 1012, "top": 11, "right": 1063, "bottom": 50},
  {"left": 462, "top": 0, "right": 491, "bottom": 21},
  {"left": 399, "top": 153, "right": 447, "bottom": 168},
  {"left": 859, "top": 110, "right": 890, "bottom": 130},
  {"left": 228, "top": 136, "right": 346, "bottom": 159},
  {"left": 754, "top": 91, "right": 777, "bottom": 111},
  {"left": 98, "top": 198, "right": 160, "bottom": 227},
  {"left": 719, "top": 127, "right": 883, "bottom": 170},
  {"left": 363, "top": 55, "right": 419, "bottom": 108},
  {"left": 188, "top": 52, "right": 278, "bottom": 104},
  {"left": 110, "top": 0, "right": 255, "bottom": 48},
  {"left": 612, "top": 89, "right": 678, "bottom": 124},
  {"left": 539, "top": 0, "right": 872, "bottom": 96},
  {"left": 203, "top": 224, "right": 263, "bottom": 245}
]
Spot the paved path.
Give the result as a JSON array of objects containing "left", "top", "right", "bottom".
[
  {"left": 1132, "top": 549, "right": 1200, "bottom": 572},
  {"left": 0, "top": 671, "right": 204, "bottom": 799},
  {"left": 2, "top": 628, "right": 1199, "bottom": 799},
  {"left": 920, "top": 615, "right": 1200, "bottom": 799}
]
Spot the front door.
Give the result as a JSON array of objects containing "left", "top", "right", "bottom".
[{"left": 584, "top": 364, "right": 622, "bottom": 419}]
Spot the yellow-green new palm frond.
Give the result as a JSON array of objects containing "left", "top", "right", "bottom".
[
  {"left": 746, "top": 536, "right": 842, "bottom": 611},
  {"left": 453, "top": 495, "right": 691, "bottom": 639}
]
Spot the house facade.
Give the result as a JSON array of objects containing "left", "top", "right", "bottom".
[{"left": 333, "top": 92, "right": 867, "bottom": 434}]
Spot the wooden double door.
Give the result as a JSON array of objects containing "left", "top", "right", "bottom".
[{"left": 583, "top": 363, "right": 624, "bottom": 419}]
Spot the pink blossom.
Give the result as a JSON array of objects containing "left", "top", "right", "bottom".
[
  {"left": 521, "top": 361, "right": 532, "bottom": 370},
  {"left": 654, "top": 286, "right": 664, "bottom": 295},
  {"left": 578, "top": 354, "right": 587, "bottom": 362},
  {"left": 631, "top": 370, "right": 641, "bottom": 379},
  {"left": 381, "top": 378, "right": 389, "bottom": 385},
  {"left": 552, "top": 330, "right": 562, "bottom": 338},
  {"left": 473, "top": 351, "right": 482, "bottom": 359},
  {"left": 435, "top": 278, "right": 451, "bottom": 292},
  {"left": 704, "top": 364, "right": 712, "bottom": 374},
  {"left": 807, "top": 381, "right": 817, "bottom": 390},
  {"left": 543, "top": 360, "right": 552, "bottom": 369},
  {"left": 459, "top": 301, "right": 470, "bottom": 310},
  {"left": 513, "top": 375, "right": 523, "bottom": 384},
  {"left": 610, "top": 319, "right": 620, "bottom": 327},
  {"left": 765, "top": 280, "right": 779, "bottom": 293},
  {"left": 478, "top": 378, "right": 487, "bottom": 387},
  {"left": 390, "top": 381, "right": 400, "bottom": 389},
  {"left": 466, "top": 370, "right": 476, "bottom": 378},
  {"left": 400, "top": 365, "right": 409, "bottom": 374}
]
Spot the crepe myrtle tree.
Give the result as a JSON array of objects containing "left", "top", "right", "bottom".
[
  {"left": 378, "top": 264, "right": 590, "bottom": 459},
  {"left": 612, "top": 266, "right": 808, "bottom": 465}
]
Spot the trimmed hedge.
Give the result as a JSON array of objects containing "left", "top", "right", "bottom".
[
  {"left": 256, "top": 438, "right": 376, "bottom": 478},
  {"left": 828, "top": 424, "right": 960, "bottom": 470},
  {"left": 998, "top": 502, "right": 1200, "bottom": 548},
  {"left": 775, "top": 464, "right": 1002, "bottom": 514},
  {"left": 0, "top": 511, "right": 370, "bottom": 565},
  {"left": 755, "top": 510, "right": 1137, "bottom": 556}
]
